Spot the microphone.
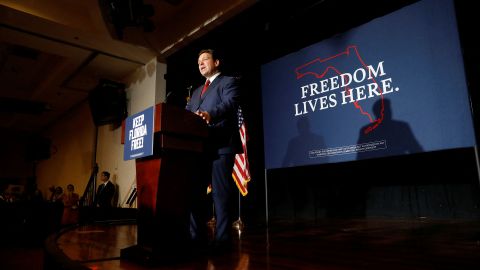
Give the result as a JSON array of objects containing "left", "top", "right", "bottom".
[
  {"left": 186, "top": 85, "right": 193, "bottom": 104},
  {"left": 165, "top": 91, "right": 173, "bottom": 103}
]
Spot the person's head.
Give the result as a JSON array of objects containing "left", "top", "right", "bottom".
[
  {"left": 373, "top": 98, "right": 391, "bottom": 120},
  {"left": 66, "top": 184, "right": 74, "bottom": 193},
  {"left": 101, "top": 171, "right": 110, "bottom": 182},
  {"left": 55, "top": 186, "right": 63, "bottom": 195},
  {"left": 198, "top": 49, "right": 220, "bottom": 78},
  {"left": 297, "top": 117, "right": 311, "bottom": 134}
]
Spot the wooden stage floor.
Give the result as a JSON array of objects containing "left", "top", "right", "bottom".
[{"left": 46, "top": 218, "right": 480, "bottom": 270}]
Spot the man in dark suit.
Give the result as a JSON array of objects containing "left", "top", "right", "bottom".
[
  {"left": 94, "top": 171, "right": 115, "bottom": 208},
  {"left": 186, "top": 49, "right": 241, "bottom": 251}
]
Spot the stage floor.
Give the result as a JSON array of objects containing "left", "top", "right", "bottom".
[{"left": 49, "top": 218, "right": 480, "bottom": 269}]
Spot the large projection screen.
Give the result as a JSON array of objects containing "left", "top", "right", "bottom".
[{"left": 261, "top": 0, "right": 476, "bottom": 170}]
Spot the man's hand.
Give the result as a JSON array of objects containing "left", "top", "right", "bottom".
[{"left": 195, "top": 110, "right": 211, "bottom": 124}]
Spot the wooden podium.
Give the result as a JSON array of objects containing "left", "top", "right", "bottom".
[{"left": 120, "top": 103, "right": 208, "bottom": 264}]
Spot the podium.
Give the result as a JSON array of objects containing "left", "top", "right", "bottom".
[{"left": 120, "top": 103, "right": 208, "bottom": 264}]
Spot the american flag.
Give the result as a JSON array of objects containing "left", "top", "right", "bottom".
[{"left": 232, "top": 106, "right": 251, "bottom": 196}]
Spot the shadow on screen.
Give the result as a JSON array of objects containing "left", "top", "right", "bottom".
[
  {"left": 278, "top": 117, "right": 328, "bottom": 219},
  {"left": 282, "top": 116, "right": 328, "bottom": 168},
  {"left": 357, "top": 98, "right": 423, "bottom": 160}
]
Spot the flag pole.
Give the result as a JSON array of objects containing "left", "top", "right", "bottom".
[
  {"left": 232, "top": 105, "right": 248, "bottom": 237},
  {"left": 232, "top": 190, "right": 244, "bottom": 237},
  {"left": 264, "top": 168, "right": 269, "bottom": 228},
  {"left": 474, "top": 146, "right": 480, "bottom": 187},
  {"left": 238, "top": 189, "right": 241, "bottom": 218},
  {"left": 207, "top": 202, "right": 216, "bottom": 236}
]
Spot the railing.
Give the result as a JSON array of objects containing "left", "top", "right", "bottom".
[{"left": 79, "top": 164, "right": 98, "bottom": 207}]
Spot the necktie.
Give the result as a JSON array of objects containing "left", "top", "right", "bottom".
[{"left": 201, "top": 80, "right": 210, "bottom": 97}]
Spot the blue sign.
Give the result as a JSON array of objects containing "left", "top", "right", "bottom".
[
  {"left": 124, "top": 106, "right": 154, "bottom": 160},
  {"left": 261, "top": 0, "right": 475, "bottom": 169}
]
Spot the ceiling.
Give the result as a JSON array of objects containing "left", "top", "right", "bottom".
[{"left": 0, "top": 0, "right": 255, "bottom": 133}]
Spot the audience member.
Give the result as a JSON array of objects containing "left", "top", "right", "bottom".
[
  {"left": 49, "top": 186, "right": 64, "bottom": 203},
  {"left": 0, "top": 183, "right": 7, "bottom": 205},
  {"left": 61, "top": 184, "right": 80, "bottom": 226},
  {"left": 24, "top": 182, "right": 44, "bottom": 203}
]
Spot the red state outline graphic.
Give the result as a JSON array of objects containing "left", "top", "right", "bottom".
[{"left": 294, "top": 45, "right": 385, "bottom": 134}]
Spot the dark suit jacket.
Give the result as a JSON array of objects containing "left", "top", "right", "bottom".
[
  {"left": 186, "top": 74, "right": 242, "bottom": 155},
  {"left": 95, "top": 181, "right": 115, "bottom": 208}
]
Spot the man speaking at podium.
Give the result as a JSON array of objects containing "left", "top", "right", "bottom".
[{"left": 186, "top": 49, "right": 241, "bottom": 252}]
